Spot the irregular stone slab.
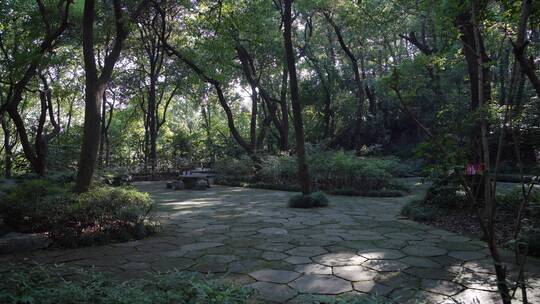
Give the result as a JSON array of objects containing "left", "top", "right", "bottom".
[
  {"left": 190, "top": 254, "right": 238, "bottom": 273},
  {"left": 363, "top": 260, "right": 409, "bottom": 272},
  {"left": 334, "top": 265, "right": 378, "bottom": 281},
  {"left": 258, "top": 228, "right": 288, "bottom": 235},
  {"left": 120, "top": 262, "right": 150, "bottom": 271},
  {"left": 451, "top": 288, "right": 501, "bottom": 303},
  {"left": 294, "top": 263, "right": 332, "bottom": 275},
  {"left": 440, "top": 235, "right": 471, "bottom": 242},
  {"left": 404, "top": 267, "right": 456, "bottom": 281},
  {"left": 249, "top": 281, "right": 298, "bottom": 303},
  {"left": 399, "top": 256, "right": 441, "bottom": 268},
  {"left": 437, "top": 241, "right": 482, "bottom": 251},
  {"left": 421, "top": 279, "right": 464, "bottom": 296},
  {"left": 285, "top": 256, "right": 312, "bottom": 264},
  {"left": 255, "top": 243, "right": 294, "bottom": 252},
  {"left": 358, "top": 248, "right": 405, "bottom": 260},
  {"left": 0, "top": 232, "right": 51, "bottom": 254},
  {"left": 151, "top": 257, "right": 194, "bottom": 272},
  {"left": 313, "top": 253, "right": 367, "bottom": 266},
  {"left": 353, "top": 281, "right": 393, "bottom": 296},
  {"left": 262, "top": 251, "right": 288, "bottom": 261},
  {"left": 286, "top": 246, "right": 327, "bottom": 257},
  {"left": 249, "top": 269, "right": 301, "bottom": 283},
  {"left": 402, "top": 245, "right": 447, "bottom": 257},
  {"left": 448, "top": 251, "right": 487, "bottom": 261},
  {"left": 289, "top": 274, "right": 352, "bottom": 294},
  {"left": 462, "top": 261, "right": 495, "bottom": 274},
  {"left": 455, "top": 271, "right": 498, "bottom": 291},
  {"left": 384, "top": 232, "right": 423, "bottom": 241},
  {"left": 342, "top": 232, "right": 385, "bottom": 241},
  {"left": 180, "top": 242, "right": 224, "bottom": 253},
  {"left": 376, "top": 272, "right": 421, "bottom": 289}
]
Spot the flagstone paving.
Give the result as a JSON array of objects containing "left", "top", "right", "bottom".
[{"left": 1, "top": 178, "right": 540, "bottom": 303}]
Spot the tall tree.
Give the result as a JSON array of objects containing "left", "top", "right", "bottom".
[
  {"left": 76, "top": 0, "right": 147, "bottom": 192},
  {"left": 283, "top": 0, "right": 311, "bottom": 194},
  {"left": 0, "top": 0, "right": 71, "bottom": 175}
]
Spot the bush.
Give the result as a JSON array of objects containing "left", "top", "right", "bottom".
[
  {"left": 0, "top": 265, "right": 253, "bottom": 304},
  {"left": 497, "top": 188, "right": 540, "bottom": 208},
  {"left": 288, "top": 191, "right": 329, "bottom": 208},
  {"left": 401, "top": 200, "right": 437, "bottom": 222},
  {"left": 0, "top": 179, "right": 70, "bottom": 232},
  {"left": 423, "top": 178, "right": 467, "bottom": 209},
  {"left": 327, "top": 188, "right": 403, "bottom": 197},
  {"left": 56, "top": 187, "right": 156, "bottom": 247},
  {"left": 215, "top": 151, "right": 407, "bottom": 193},
  {"left": 0, "top": 180, "right": 157, "bottom": 247}
]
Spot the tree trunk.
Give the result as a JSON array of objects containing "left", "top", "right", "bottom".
[
  {"left": 325, "top": 13, "right": 365, "bottom": 150},
  {"left": 1, "top": 118, "right": 13, "bottom": 178},
  {"left": 455, "top": 7, "right": 492, "bottom": 203},
  {"left": 250, "top": 82, "right": 258, "bottom": 150},
  {"left": 283, "top": 0, "right": 311, "bottom": 195},
  {"left": 279, "top": 65, "right": 289, "bottom": 151},
  {"left": 75, "top": 0, "right": 133, "bottom": 192},
  {"left": 99, "top": 92, "right": 107, "bottom": 167},
  {"left": 149, "top": 74, "right": 158, "bottom": 172}
]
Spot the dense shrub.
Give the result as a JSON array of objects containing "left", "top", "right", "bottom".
[
  {"left": 0, "top": 180, "right": 156, "bottom": 247},
  {"left": 0, "top": 265, "right": 253, "bottom": 304},
  {"left": 0, "top": 179, "right": 70, "bottom": 232},
  {"left": 214, "top": 151, "right": 409, "bottom": 195},
  {"left": 327, "top": 188, "right": 403, "bottom": 197},
  {"left": 500, "top": 188, "right": 540, "bottom": 256},
  {"left": 423, "top": 178, "right": 467, "bottom": 209},
  {"left": 213, "top": 155, "right": 254, "bottom": 181},
  {"left": 288, "top": 191, "right": 329, "bottom": 208},
  {"left": 400, "top": 199, "right": 437, "bottom": 221}
]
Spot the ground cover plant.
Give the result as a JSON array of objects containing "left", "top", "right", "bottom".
[
  {"left": 0, "top": 178, "right": 157, "bottom": 247},
  {"left": 0, "top": 265, "right": 253, "bottom": 304}
]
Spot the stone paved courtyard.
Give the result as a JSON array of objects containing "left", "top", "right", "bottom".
[{"left": 2, "top": 179, "right": 539, "bottom": 303}]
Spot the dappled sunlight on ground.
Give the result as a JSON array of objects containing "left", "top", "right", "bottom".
[{"left": 2, "top": 178, "right": 539, "bottom": 303}]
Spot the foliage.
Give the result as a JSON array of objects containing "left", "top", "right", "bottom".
[
  {"left": 0, "top": 265, "right": 253, "bottom": 304},
  {"left": 288, "top": 191, "right": 329, "bottom": 208},
  {"left": 0, "top": 180, "right": 156, "bottom": 247},
  {"left": 400, "top": 199, "right": 437, "bottom": 222},
  {"left": 215, "top": 151, "right": 409, "bottom": 195}
]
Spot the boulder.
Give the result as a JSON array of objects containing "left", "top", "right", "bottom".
[{"left": 0, "top": 232, "right": 51, "bottom": 254}]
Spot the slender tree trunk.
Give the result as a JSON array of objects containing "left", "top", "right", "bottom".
[
  {"left": 325, "top": 13, "right": 365, "bottom": 150},
  {"left": 279, "top": 64, "right": 289, "bottom": 151},
  {"left": 471, "top": 2, "right": 511, "bottom": 302},
  {"left": 283, "top": 0, "right": 311, "bottom": 195},
  {"left": 455, "top": 7, "right": 492, "bottom": 203},
  {"left": 250, "top": 84, "right": 258, "bottom": 150},
  {"left": 512, "top": 0, "right": 540, "bottom": 98},
  {"left": 1, "top": 119, "right": 12, "bottom": 178},
  {"left": 148, "top": 73, "right": 158, "bottom": 172},
  {"left": 99, "top": 92, "right": 107, "bottom": 167}
]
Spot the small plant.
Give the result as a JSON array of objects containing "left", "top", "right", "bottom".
[
  {"left": 311, "top": 191, "right": 329, "bottom": 207},
  {"left": 288, "top": 191, "right": 329, "bottom": 208},
  {"left": 401, "top": 199, "right": 437, "bottom": 222}
]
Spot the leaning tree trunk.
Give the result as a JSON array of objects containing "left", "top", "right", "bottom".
[{"left": 283, "top": 0, "right": 311, "bottom": 195}]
